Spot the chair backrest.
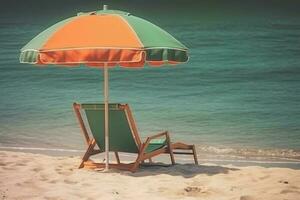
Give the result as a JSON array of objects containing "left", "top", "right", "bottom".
[{"left": 79, "top": 103, "right": 141, "bottom": 153}]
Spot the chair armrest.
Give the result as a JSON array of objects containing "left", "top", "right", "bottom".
[
  {"left": 140, "top": 131, "right": 170, "bottom": 153},
  {"left": 147, "top": 131, "right": 168, "bottom": 140}
]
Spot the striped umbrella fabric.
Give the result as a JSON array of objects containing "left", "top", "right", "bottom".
[{"left": 20, "top": 9, "right": 188, "bottom": 67}]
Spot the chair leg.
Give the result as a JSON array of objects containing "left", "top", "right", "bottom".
[
  {"left": 169, "top": 145, "right": 175, "bottom": 165},
  {"left": 114, "top": 152, "right": 120, "bottom": 164},
  {"left": 79, "top": 139, "right": 96, "bottom": 169},
  {"left": 131, "top": 159, "right": 141, "bottom": 173},
  {"left": 131, "top": 152, "right": 145, "bottom": 172},
  {"left": 192, "top": 145, "right": 198, "bottom": 165},
  {"left": 166, "top": 133, "right": 175, "bottom": 165}
]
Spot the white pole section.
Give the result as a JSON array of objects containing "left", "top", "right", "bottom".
[
  {"left": 104, "top": 63, "right": 109, "bottom": 171},
  {"left": 103, "top": 4, "right": 109, "bottom": 171}
]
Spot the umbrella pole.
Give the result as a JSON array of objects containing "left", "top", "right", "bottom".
[{"left": 104, "top": 63, "right": 109, "bottom": 171}]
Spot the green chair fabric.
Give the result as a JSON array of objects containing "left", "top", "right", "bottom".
[
  {"left": 146, "top": 139, "right": 167, "bottom": 153},
  {"left": 81, "top": 103, "right": 140, "bottom": 153}
]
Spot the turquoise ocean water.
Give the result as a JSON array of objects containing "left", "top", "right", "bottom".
[{"left": 0, "top": 2, "right": 300, "bottom": 166}]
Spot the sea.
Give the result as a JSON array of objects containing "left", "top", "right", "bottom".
[{"left": 0, "top": 1, "right": 299, "bottom": 168}]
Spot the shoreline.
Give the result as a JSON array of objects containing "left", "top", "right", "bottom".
[
  {"left": 1, "top": 146, "right": 300, "bottom": 169},
  {"left": 1, "top": 150, "right": 300, "bottom": 200}
]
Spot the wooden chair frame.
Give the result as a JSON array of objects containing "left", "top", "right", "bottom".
[{"left": 73, "top": 102, "right": 198, "bottom": 172}]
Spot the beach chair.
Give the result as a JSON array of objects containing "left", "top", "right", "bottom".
[{"left": 73, "top": 103, "right": 198, "bottom": 172}]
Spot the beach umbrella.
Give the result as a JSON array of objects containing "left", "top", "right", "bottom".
[{"left": 20, "top": 5, "right": 189, "bottom": 171}]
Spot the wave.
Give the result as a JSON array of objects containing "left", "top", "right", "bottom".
[
  {"left": 0, "top": 146, "right": 84, "bottom": 153},
  {"left": 1, "top": 145, "right": 300, "bottom": 166},
  {"left": 196, "top": 145, "right": 300, "bottom": 161}
]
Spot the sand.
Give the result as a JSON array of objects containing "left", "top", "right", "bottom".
[{"left": 0, "top": 150, "right": 300, "bottom": 200}]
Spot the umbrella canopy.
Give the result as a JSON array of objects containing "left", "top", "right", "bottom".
[
  {"left": 20, "top": 9, "right": 188, "bottom": 67},
  {"left": 20, "top": 5, "right": 189, "bottom": 171}
]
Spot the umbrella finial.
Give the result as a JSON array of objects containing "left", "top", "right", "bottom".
[{"left": 103, "top": 4, "right": 108, "bottom": 10}]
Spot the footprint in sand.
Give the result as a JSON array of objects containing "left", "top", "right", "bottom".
[
  {"left": 55, "top": 167, "right": 72, "bottom": 175},
  {"left": 0, "top": 161, "right": 14, "bottom": 166},
  {"left": 278, "top": 180, "right": 289, "bottom": 184},
  {"left": 14, "top": 162, "right": 27, "bottom": 167},
  {"left": 112, "top": 190, "right": 119, "bottom": 195},
  {"left": 288, "top": 185, "right": 300, "bottom": 190},
  {"left": 15, "top": 182, "right": 23, "bottom": 186},
  {"left": 23, "top": 180, "right": 33, "bottom": 185},
  {"left": 1, "top": 166, "right": 14, "bottom": 170},
  {"left": 55, "top": 168, "right": 69, "bottom": 175},
  {"left": 48, "top": 179, "right": 58, "bottom": 184},
  {"left": 240, "top": 195, "right": 255, "bottom": 200},
  {"left": 55, "top": 168, "right": 62, "bottom": 172},
  {"left": 259, "top": 175, "right": 270, "bottom": 180},
  {"left": 15, "top": 180, "right": 33, "bottom": 187},
  {"left": 183, "top": 186, "right": 205, "bottom": 197},
  {"left": 280, "top": 189, "right": 300, "bottom": 194},
  {"left": 159, "top": 186, "right": 208, "bottom": 198},
  {"left": 45, "top": 196, "right": 64, "bottom": 200},
  {"left": 230, "top": 186, "right": 240, "bottom": 191},
  {"left": 81, "top": 183, "right": 92, "bottom": 187},
  {"left": 21, "top": 159, "right": 31, "bottom": 163},
  {"left": 57, "top": 170, "right": 72, "bottom": 176},
  {"left": 1, "top": 189, "right": 8, "bottom": 199},
  {"left": 184, "top": 186, "right": 201, "bottom": 193},
  {"left": 63, "top": 179, "right": 77, "bottom": 185},
  {"left": 39, "top": 174, "right": 49, "bottom": 182},
  {"left": 32, "top": 167, "right": 42, "bottom": 172}
]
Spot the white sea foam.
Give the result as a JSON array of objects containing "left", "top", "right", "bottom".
[
  {"left": 197, "top": 145, "right": 300, "bottom": 160},
  {"left": 0, "top": 146, "right": 84, "bottom": 153},
  {"left": 1, "top": 146, "right": 300, "bottom": 167}
]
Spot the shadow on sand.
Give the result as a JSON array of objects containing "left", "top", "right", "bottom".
[{"left": 120, "top": 163, "right": 239, "bottom": 178}]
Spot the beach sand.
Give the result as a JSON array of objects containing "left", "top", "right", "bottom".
[{"left": 0, "top": 150, "right": 300, "bottom": 200}]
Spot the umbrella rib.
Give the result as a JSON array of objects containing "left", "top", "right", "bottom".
[{"left": 117, "top": 15, "right": 144, "bottom": 48}]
